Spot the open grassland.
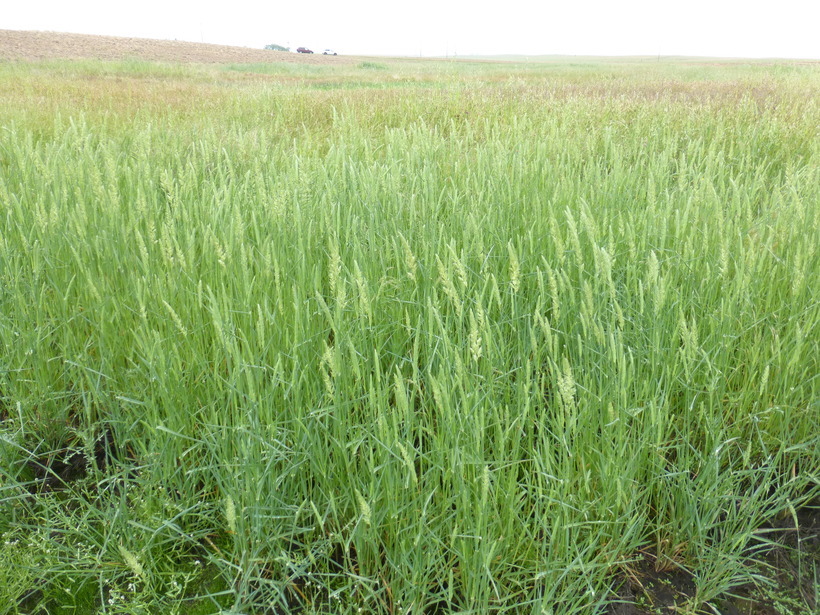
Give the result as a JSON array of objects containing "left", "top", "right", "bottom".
[{"left": 0, "top": 55, "right": 818, "bottom": 614}]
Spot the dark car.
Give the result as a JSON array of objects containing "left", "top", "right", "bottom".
[{"left": 296, "top": 47, "right": 314, "bottom": 54}]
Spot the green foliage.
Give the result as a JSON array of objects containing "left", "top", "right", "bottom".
[
  {"left": 357, "top": 60, "right": 388, "bottom": 69},
  {"left": 264, "top": 43, "right": 289, "bottom": 51},
  {"left": 0, "top": 58, "right": 818, "bottom": 614}
]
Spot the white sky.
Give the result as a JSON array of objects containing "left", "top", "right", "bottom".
[{"left": 3, "top": 0, "right": 820, "bottom": 59}]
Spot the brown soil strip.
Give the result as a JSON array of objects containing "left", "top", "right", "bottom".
[{"left": 0, "top": 29, "right": 357, "bottom": 65}]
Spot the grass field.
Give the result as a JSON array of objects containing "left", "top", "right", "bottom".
[{"left": 0, "top": 55, "right": 818, "bottom": 614}]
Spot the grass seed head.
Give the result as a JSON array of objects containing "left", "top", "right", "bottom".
[
  {"left": 225, "top": 496, "right": 237, "bottom": 534},
  {"left": 118, "top": 545, "right": 145, "bottom": 578}
]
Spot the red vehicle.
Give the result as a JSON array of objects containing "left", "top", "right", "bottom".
[{"left": 296, "top": 47, "right": 314, "bottom": 54}]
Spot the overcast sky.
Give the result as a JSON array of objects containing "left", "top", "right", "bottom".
[{"left": 4, "top": 0, "right": 819, "bottom": 59}]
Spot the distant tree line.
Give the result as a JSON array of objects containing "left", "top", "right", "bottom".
[{"left": 264, "top": 44, "right": 289, "bottom": 51}]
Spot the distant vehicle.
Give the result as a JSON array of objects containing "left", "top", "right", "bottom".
[
  {"left": 296, "top": 47, "right": 314, "bottom": 54},
  {"left": 323, "top": 49, "right": 337, "bottom": 56}
]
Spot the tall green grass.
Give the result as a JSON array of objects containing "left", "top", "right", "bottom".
[{"left": 0, "top": 59, "right": 818, "bottom": 614}]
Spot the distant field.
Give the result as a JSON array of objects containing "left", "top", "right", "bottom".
[
  {"left": 0, "top": 41, "right": 818, "bottom": 615},
  {"left": 6, "top": 29, "right": 817, "bottom": 67},
  {"left": 456, "top": 53, "right": 820, "bottom": 65},
  {"left": 0, "top": 29, "right": 356, "bottom": 64}
]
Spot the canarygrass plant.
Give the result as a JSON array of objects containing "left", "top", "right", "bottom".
[{"left": 0, "top": 57, "right": 818, "bottom": 614}]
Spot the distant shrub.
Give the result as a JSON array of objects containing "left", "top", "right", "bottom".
[
  {"left": 358, "top": 61, "right": 388, "bottom": 70},
  {"left": 264, "top": 44, "right": 289, "bottom": 51}
]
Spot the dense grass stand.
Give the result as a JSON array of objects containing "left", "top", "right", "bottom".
[{"left": 0, "top": 57, "right": 818, "bottom": 614}]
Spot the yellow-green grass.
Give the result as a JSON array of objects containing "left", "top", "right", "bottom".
[{"left": 0, "top": 57, "right": 818, "bottom": 614}]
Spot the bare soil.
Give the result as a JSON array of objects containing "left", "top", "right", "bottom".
[
  {"left": 607, "top": 502, "right": 819, "bottom": 614},
  {"left": 0, "top": 29, "right": 357, "bottom": 65}
]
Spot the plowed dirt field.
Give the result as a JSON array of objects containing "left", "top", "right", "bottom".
[{"left": 0, "top": 29, "right": 356, "bottom": 64}]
